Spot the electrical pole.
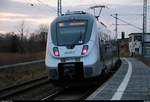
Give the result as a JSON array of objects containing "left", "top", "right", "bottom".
[
  {"left": 142, "top": 0, "right": 147, "bottom": 57},
  {"left": 111, "top": 13, "right": 120, "bottom": 59},
  {"left": 115, "top": 13, "right": 118, "bottom": 40},
  {"left": 143, "top": 0, "right": 147, "bottom": 33},
  {"left": 57, "top": 0, "right": 62, "bottom": 16},
  {"left": 115, "top": 13, "right": 120, "bottom": 59},
  {"left": 110, "top": 14, "right": 118, "bottom": 40}
]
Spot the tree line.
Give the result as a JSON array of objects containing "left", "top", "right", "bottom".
[{"left": 0, "top": 23, "right": 48, "bottom": 53}]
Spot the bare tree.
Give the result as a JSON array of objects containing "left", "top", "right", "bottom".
[
  {"left": 37, "top": 24, "right": 48, "bottom": 34},
  {"left": 16, "top": 20, "right": 29, "bottom": 40},
  {"left": 37, "top": 24, "right": 48, "bottom": 41},
  {"left": 37, "top": 24, "right": 48, "bottom": 50},
  {"left": 16, "top": 20, "right": 29, "bottom": 53}
]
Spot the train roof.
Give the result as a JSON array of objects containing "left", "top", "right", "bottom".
[
  {"left": 129, "top": 33, "right": 142, "bottom": 36},
  {"left": 51, "top": 11, "right": 111, "bottom": 34},
  {"left": 129, "top": 33, "right": 150, "bottom": 37},
  {"left": 53, "top": 11, "right": 95, "bottom": 22}
]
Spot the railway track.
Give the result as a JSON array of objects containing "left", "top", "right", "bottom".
[
  {"left": 42, "top": 70, "right": 120, "bottom": 100},
  {"left": 41, "top": 84, "right": 103, "bottom": 100},
  {"left": 42, "top": 60, "right": 122, "bottom": 100},
  {"left": 0, "top": 60, "right": 121, "bottom": 100},
  {"left": 0, "top": 76, "right": 49, "bottom": 99},
  {"left": 41, "top": 76, "right": 110, "bottom": 100}
]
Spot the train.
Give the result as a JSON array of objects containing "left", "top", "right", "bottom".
[{"left": 45, "top": 11, "right": 119, "bottom": 85}]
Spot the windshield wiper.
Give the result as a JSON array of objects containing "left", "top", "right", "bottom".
[{"left": 79, "top": 32, "right": 83, "bottom": 44}]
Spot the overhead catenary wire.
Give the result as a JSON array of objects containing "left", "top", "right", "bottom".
[
  {"left": 110, "top": 14, "right": 142, "bottom": 31},
  {"left": 34, "top": 0, "right": 57, "bottom": 15},
  {"left": 36, "top": 0, "right": 57, "bottom": 12},
  {"left": 26, "top": 0, "right": 51, "bottom": 14},
  {"left": 25, "top": 0, "right": 57, "bottom": 15},
  {"left": 116, "top": 14, "right": 143, "bottom": 16},
  {"left": 26, "top": 0, "right": 47, "bottom": 14}
]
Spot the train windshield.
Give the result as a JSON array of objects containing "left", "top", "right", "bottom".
[{"left": 56, "top": 20, "right": 87, "bottom": 46}]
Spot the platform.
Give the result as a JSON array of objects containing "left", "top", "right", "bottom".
[{"left": 86, "top": 58, "right": 150, "bottom": 100}]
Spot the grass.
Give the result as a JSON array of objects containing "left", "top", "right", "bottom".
[
  {"left": 0, "top": 52, "right": 45, "bottom": 65},
  {"left": 0, "top": 52, "right": 48, "bottom": 90},
  {"left": 0, "top": 63, "right": 48, "bottom": 90}
]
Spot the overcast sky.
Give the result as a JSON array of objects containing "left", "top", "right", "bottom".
[{"left": 0, "top": 0, "right": 150, "bottom": 38}]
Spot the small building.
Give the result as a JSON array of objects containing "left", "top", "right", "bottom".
[
  {"left": 129, "top": 33, "right": 142, "bottom": 56},
  {"left": 129, "top": 33, "right": 150, "bottom": 58}
]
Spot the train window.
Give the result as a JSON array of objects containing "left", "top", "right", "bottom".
[
  {"left": 135, "top": 48, "right": 139, "bottom": 52},
  {"left": 56, "top": 20, "right": 87, "bottom": 46},
  {"left": 134, "top": 36, "right": 142, "bottom": 41},
  {"left": 129, "top": 37, "right": 132, "bottom": 42}
]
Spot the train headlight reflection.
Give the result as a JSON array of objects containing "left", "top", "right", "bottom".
[
  {"left": 81, "top": 45, "right": 88, "bottom": 55},
  {"left": 53, "top": 47, "right": 60, "bottom": 56}
]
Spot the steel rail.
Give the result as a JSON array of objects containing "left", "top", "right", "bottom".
[
  {"left": 0, "top": 59, "right": 45, "bottom": 69},
  {"left": 0, "top": 76, "right": 48, "bottom": 99}
]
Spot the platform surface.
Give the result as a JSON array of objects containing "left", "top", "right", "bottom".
[{"left": 86, "top": 58, "right": 150, "bottom": 100}]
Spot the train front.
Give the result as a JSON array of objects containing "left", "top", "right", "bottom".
[{"left": 45, "top": 12, "right": 101, "bottom": 81}]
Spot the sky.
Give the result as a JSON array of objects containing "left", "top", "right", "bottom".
[{"left": 0, "top": 0, "right": 150, "bottom": 38}]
